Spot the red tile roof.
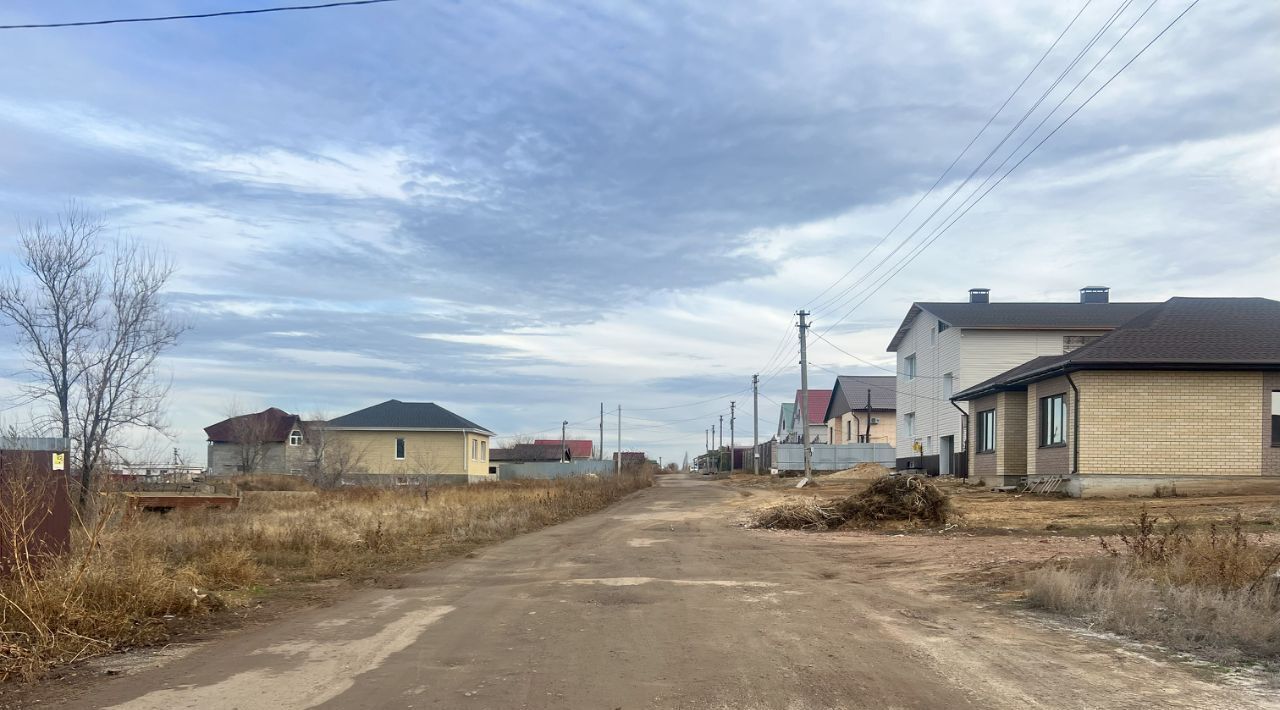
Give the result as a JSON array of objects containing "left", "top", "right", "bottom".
[
  {"left": 533, "top": 439, "right": 594, "bottom": 459},
  {"left": 793, "top": 389, "right": 833, "bottom": 425}
]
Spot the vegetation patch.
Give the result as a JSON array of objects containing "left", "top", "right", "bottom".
[
  {"left": 0, "top": 469, "right": 654, "bottom": 681},
  {"left": 748, "top": 475, "right": 954, "bottom": 530},
  {"left": 1025, "top": 509, "right": 1280, "bottom": 666}
]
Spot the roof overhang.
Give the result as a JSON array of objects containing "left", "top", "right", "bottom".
[
  {"left": 952, "top": 361, "right": 1280, "bottom": 402},
  {"left": 325, "top": 426, "right": 495, "bottom": 436}
]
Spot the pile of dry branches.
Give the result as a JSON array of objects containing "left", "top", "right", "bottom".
[{"left": 748, "top": 475, "right": 954, "bottom": 530}]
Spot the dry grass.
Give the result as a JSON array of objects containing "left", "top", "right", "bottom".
[
  {"left": 747, "top": 475, "right": 954, "bottom": 530},
  {"left": 0, "top": 469, "right": 653, "bottom": 680},
  {"left": 1025, "top": 510, "right": 1280, "bottom": 665}
]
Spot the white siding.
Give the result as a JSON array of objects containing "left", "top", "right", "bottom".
[{"left": 895, "top": 317, "right": 1112, "bottom": 461}]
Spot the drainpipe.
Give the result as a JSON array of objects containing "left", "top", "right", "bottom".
[
  {"left": 1066, "top": 373, "right": 1080, "bottom": 475},
  {"left": 949, "top": 400, "right": 968, "bottom": 477},
  {"left": 850, "top": 414, "right": 861, "bottom": 445}
]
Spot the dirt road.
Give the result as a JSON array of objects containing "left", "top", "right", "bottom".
[{"left": 45, "top": 476, "right": 1276, "bottom": 709}]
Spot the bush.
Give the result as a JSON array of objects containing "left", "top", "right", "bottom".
[
  {"left": 1026, "top": 509, "right": 1280, "bottom": 664},
  {"left": 748, "top": 475, "right": 954, "bottom": 530}
]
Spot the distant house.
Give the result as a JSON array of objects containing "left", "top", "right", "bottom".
[
  {"left": 823, "top": 375, "right": 897, "bottom": 445},
  {"left": 776, "top": 403, "right": 797, "bottom": 441},
  {"left": 788, "top": 389, "right": 833, "bottom": 444},
  {"left": 489, "top": 444, "right": 562, "bottom": 463},
  {"left": 326, "top": 399, "right": 494, "bottom": 485},
  {"left": 613, "top": 451, "right": 647, "bottom": 467},
  {"left": 533, "top": 439, "right": 595, "bottom": 460},
  {"left": 952, "top": 297, "right": 1280, "bottom": 496},
  {"left": 888, "top": 286, "right": 1158, "bottom": 475},
  {"left": 204, "top": 407, "right": 311, "bottom": 475}
]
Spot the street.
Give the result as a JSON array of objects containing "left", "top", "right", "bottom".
[{"left": 50, "top": 475, "right": 1275, "bottom": 710}]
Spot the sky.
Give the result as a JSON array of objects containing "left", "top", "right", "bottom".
[{"left": 0, "top": 0, "right": 1277, "bottom": 466}]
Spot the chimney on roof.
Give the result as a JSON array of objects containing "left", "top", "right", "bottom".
[
  {"left": 968, "top": 288, "right": 990, "bottom": 304},
  {"left": 1080, "top": 286, "right": 1110, "bottom": 304}
]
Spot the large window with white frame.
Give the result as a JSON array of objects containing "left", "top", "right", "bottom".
[
  {"left": 1039, "top": 394, "right": 1066, "bottom": 447},
  {"left": 903, "top": 412, "right": 915, "bottom": 439},
  {"left": 904, "top": 354, "right": 917, "bottom": 380},
  {"left": 288, "top": 429, "right": 302, "bottom": 446},
  {"left": 942, "top": 373, "right": 953, "bottom": 400},
  {"left": 395, "top": 437, "right": 406, "bottom": 460},
  {"left": 977, "top": 409, "right": 996, "bottom": 453},
  {"left": 1272, "top": 391, "right": 1280, "bottom": 446}
]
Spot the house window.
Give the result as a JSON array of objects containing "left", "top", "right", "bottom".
[
  {"left": 977, "top": 409, "right": 996, "bottom": 453},
  {"left": 1063, "top": 335, "right": 1100, "bottom": 353},
  {"left": 942, "top": 373, "right": 954, "bottom": 400},
  {"left": 937, "top": 321, "right": 950, "bottom": 333},
  {"left": 395, "top": 437, "right": 405, "bottom": 460},
  {"left": 481, "top": 440, "right": 487, "bottom": 459},
  {"left": 1272, "top": 391, "right": 1280, "bottom": 446},
  {"left": 1039, "top": 394, "right": 1067, "bottom": 447},
  {"left": 904, "top": 354, "right": 917, "bottom": 380},
  {"left": 472, "top": 439, "right": 479, "bottom": 460},
  {"left": 288, "top": 429, "right": 302, "bottom": 446},
  {"left": 846, "top": 420, "right": 852, "bottom": 441},
  {"left": 903, "top": 412, "right": 915, "bottom": 439}
]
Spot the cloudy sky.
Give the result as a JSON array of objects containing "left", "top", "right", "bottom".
[{"left": 0, "top": 0, "right": 1277, "bottom": 464}]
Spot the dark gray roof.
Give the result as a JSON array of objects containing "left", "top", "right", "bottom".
[
  {"left": 887, "top": 301, "right": 1159, "bottom": 352},
  {"left": 952, "top": 297, "right": 1280, "bottom": 400},
  {"left": 327, "top": 399, "right": 493, "bottom": 434},
  {"left": 823, "top": 375, "right": 896, "bottom": 421}
]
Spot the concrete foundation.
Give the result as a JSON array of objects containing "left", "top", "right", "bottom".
[{"left": 1026, "top": 474, "right": 1280, "bottom": 498}]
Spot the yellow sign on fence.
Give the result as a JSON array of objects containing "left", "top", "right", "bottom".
[{"left": 52, "top": 452, "right": 65, "bottom": 471}]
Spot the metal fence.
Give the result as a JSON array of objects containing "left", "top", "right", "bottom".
[
  {"left": 0, "top": 436, "right": 70, "bottom": 452},
  {"left": 496, "top": 459, "right": 618, "bottom": 480},
  {"left": 770, "top": 443, "right": 895, "bottom": 472}
]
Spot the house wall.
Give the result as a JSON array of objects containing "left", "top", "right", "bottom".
[
  {"left": 207, "top": 441, "right": 298, "bottom": 474},
  {"left": 1027, "top": 376, "right": 1072, "bottom": 477},
  {"left": 827, "top": 410, "right": 896, "bottom": 445},
  {"left": 966, "top": 392, "right": 1027, "bottom": 484},
  {"left": 894, "top": 315, "right": 1108, "bottom": 469},
  {"left": 1076, "top": 371, "right": 1265, "bottom": 476},
  {"left": 969, "top": 394, "right": 997, "bottom": 480},
  {"left": 1263, "top": 373, "right": 1280, "bottom": 476},
  {"left": 330, "top": 430, "right": 492, "bottom": 477}
]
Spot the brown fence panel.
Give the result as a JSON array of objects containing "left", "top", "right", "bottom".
[{"left": 0, "top": 449, "right": 72, "bottom": 572}]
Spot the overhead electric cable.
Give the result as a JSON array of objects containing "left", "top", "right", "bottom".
[{"left": 0, "top": 0, "right": 399, "bottom": 30}]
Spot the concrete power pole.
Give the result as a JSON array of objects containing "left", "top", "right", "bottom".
[
  {"left": 797, "top": 310, "right": 813, "bottom": 483},
  {"left": 616, "top": 404, "right": 622, "bottom": 475},
  {"left": 729, "top": 401, "right": 736, "bottom": 472},
  {"left": 752, "top": 374, "right": 759, "bottom": 475},
  {"left": 599, "top": 402, "right": 604, "bottom": 460},
  {"left": 561, "top": 420, "right": 568, "bottom": 462}
]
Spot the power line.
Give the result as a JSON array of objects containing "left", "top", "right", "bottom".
[
  {"left": 814, "top": 0, "right": 1138, "bottom": 329},
  {"left": 803, "top": 0, "right": 1097, "bottom": 313},
  {"left": 0, "top": 0, "right": 400, "bottom": 30},
  {"left": 818, "top": 0, "right": 1193, "bottom": 335}
]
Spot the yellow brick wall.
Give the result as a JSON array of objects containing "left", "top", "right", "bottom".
[
  {"left": 996, "top": 391, "right": 1027, "bottom": 476},
  {"left": 1076, "top": 371, "right": 1264, "bottom": 476},
  {"left": 331, "top": 430, "right": 470, "bottom": 476}
]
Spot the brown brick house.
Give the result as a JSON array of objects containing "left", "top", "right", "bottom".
[{"left": 952, "top": 297, "right": 1280, "bottom": 496}]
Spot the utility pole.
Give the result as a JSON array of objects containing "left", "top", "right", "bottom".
[
  {"left": 865, "top": 389, "right": 873, "bottom": 443},
  {"left": 797, "top": 310, "right": 813, "bottom": 483},
  {"left": 710, "top": 425, "right": 715, "bottom": 467},
  {"left": 599, "top": 402, "right": 605, "bottom": 460},
  {"left": 616, "top": 405, "right": 622, "bottom": 475},
  {"left": 705, "top": 428, "right": 709, "bottom": 452},
  {"left": 752, "top": 374, "right": 759, "bottom": 475},
  {"left": 729, "top": 401, "right": 736, "bottom": 472},
  {"left": 561, "top": 420, "right": 568, "bottom": 462},
  {"left": 718, "top": 414, "right": 723, "bottom": 449}
]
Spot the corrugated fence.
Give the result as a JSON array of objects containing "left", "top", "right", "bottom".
[{"left": 497, "top": 459, "right": 618, "bottom": 480}]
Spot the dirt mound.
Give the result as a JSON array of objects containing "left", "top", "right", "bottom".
[
  {"left": 747, "top": 475, "right": 954, "bottom": 530},
  {"left": 823, "top": 462, "right": 892, "bottom": 480}
]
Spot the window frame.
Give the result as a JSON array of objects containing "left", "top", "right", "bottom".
[
  {"left": 288, "top": 429, "right": 302, "bottom": 446},
  {"left": 1272, "top": 391, "right": 1280, "bottom": 447},
  {"left": 394, "top": 437, "right": 406, "bottom": 460},
  {"left": 977, "top": 409, "right": 996, "bottom": 454},
  {"left": 904, "top": 354, "right": 917, "bottom": 381},
  {"left": 942, "top": 373, "right": 954, "bottom": 401},
  {"left": 903, "top": 412, "right": 915, "bottom": 439},
  {"left": 1039, "top": 394, "right": 1067, "bottom": 448}
]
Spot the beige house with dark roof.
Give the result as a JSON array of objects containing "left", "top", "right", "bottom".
[{"left": 952, "top": 297, "right": 1280, "bottom": 497}]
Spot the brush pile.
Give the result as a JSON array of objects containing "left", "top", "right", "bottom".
[{"left": 747, "top": 475, "right": 954, "bottom": 530}]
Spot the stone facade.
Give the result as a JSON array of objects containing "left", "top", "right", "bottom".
[{"left": 1075, "top": 371, "right": 1265, "bottom": 477}]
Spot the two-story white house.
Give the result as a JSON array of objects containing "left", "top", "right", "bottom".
[{"left": 887, "top": 287, "right": 1156, "bottom": 475}]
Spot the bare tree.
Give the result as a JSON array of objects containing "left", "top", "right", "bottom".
[
  {"left": 222, "top": 402, "right": 277, "bottom": 475},
  {"left": 0, "top": 207, "right": 185, "bottom": 504},
  {"left": 301, "top": 417, "right": 365, "bottom": 488},
  {"left": 0, "top": 207, "right": 103, "bottom": 440}
]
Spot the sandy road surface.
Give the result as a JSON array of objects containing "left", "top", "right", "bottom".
[{"left": 42, "top": 476, "right": 1276, "bottom": 709}]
